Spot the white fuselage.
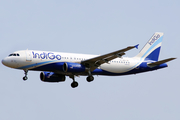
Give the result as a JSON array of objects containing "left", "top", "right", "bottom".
[{"left": 2, "top": 50, "right": 141, "bottom": 74}]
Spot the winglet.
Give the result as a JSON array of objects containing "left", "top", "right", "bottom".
[{"left": 134, "top": 44, "right": 139, "bottom": 49}]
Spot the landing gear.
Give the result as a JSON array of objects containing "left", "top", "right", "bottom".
[
  {"left": 86, "top": 69, "right": 94, "bottom": 82},
  {"left": 86, "top": 76, "right": 94, "bottom": 82},
  {"left": 69, "top": 69, "right": 94, "bottom": 88},
  {"left": 23, "top": 76, "right": 28, "bottom": 80},
  {"left": 23, "top": 70, "right": 28, "bottom": 81},
  {"left": 71, "top": 81, "right": 78, "bottom": 88},
  {"left": 70, "top": 75, "right": 78, "bottom": 88}
]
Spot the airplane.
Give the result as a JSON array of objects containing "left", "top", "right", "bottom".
[{"left": 1, "top": 32, "right": 176, "bottom": 88}]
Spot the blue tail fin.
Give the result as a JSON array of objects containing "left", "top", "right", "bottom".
[{"left": 135, "top": 32, "right": 164, "bottom": 61}]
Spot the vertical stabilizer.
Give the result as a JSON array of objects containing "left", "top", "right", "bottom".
[{"left": 135, "top": 32, "right": 164, "bottom": 61}]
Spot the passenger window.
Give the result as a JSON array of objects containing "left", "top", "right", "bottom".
[
  {"left": 17, "top": 54, "right": 20, "bottom": 56},
  {"left": 13, "top": 54, "right": 16, "bottom": 56}
]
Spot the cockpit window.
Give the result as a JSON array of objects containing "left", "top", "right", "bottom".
[{"left": 8, "top": 53, "right": 20, "bottom": 57}]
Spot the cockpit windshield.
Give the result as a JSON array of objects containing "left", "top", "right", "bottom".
[{"left": 9, "top": 53, "right": 20, "bottom": 57}]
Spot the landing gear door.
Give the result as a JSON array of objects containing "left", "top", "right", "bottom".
[{"left": 26, "top": 50, "right": 32, "bottom": 61}]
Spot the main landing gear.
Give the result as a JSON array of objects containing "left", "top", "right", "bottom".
[
  {"left": 70, "top": 69, "right": 94, "bottom": 88},
  {"left": 71, "top": 81, "right": 78, "bottom": 88},
  {"left": 86, "top": 76, "right": 94, "bottom": 82},
  {"left": 70, "top": 76, "right": 78, "bottom": 88},
  {"left": 70, "top": 75, "right": 94, "bottom": 88},
  {"left": 70, "top": 70, "right": 94, "bottom": 88},
  {"left": 86, "top": 70, "right": 94, "bottom": 82},
  {"left": 23, "top": 70, "right": 28, "bottom": 80}
]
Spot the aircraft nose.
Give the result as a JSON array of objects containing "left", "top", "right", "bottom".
[
  {"left": 2, "top": 58, "right": 5, "bottom": 65},
  {"left": 2, "top": 58, "right": 8, "bottom": 66},
  {"left": 2, "top": 57, "right": 17, "bottom": 68}
]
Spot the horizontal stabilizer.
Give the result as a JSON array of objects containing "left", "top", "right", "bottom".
[{"left": 147, "top": 58, "right": 176, "bottom": 67}]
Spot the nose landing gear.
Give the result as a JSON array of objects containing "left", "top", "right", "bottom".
[{"left": 23, "top": 70, "right": 28, "bottom": 80}]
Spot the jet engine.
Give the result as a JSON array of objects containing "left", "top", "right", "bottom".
[{"left": 40, "top": 71, "right": 65, "bottom": 82}]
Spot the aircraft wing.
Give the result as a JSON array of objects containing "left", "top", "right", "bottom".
[
  {"left": 81, "top": 44, "right": 139, "bottom": 71},
  {"left": 147, "top": 58, "right": 176, "bottom": 67}
]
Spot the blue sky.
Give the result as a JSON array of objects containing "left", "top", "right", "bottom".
[{"left": 0, "top": 0, "right": 179, "bottom": 120}]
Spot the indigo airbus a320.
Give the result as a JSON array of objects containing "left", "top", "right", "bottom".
[{"left": 2, "top": 32, "right": 176, "bottom": 88}]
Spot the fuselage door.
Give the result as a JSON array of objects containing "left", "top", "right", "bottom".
[{"left": 26, "top": 50, "right": 32, "bottom": 61}]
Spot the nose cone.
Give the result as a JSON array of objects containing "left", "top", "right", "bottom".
[
  {"left": 2, "top": 57, "right": 11, "bottom": 67},
  {"left": 2, "top": 57, "right": 18, "bottom": 68},
  {"left": 2, "top": 58, "right": 7, "bottom": 66}
]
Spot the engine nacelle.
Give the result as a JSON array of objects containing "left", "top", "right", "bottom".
[
  {"left": 40, "top": 72, "right": 65, "bottom": 82},
  {"left": 63, "top": 62, "right": 86, "bottom": 73}
]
